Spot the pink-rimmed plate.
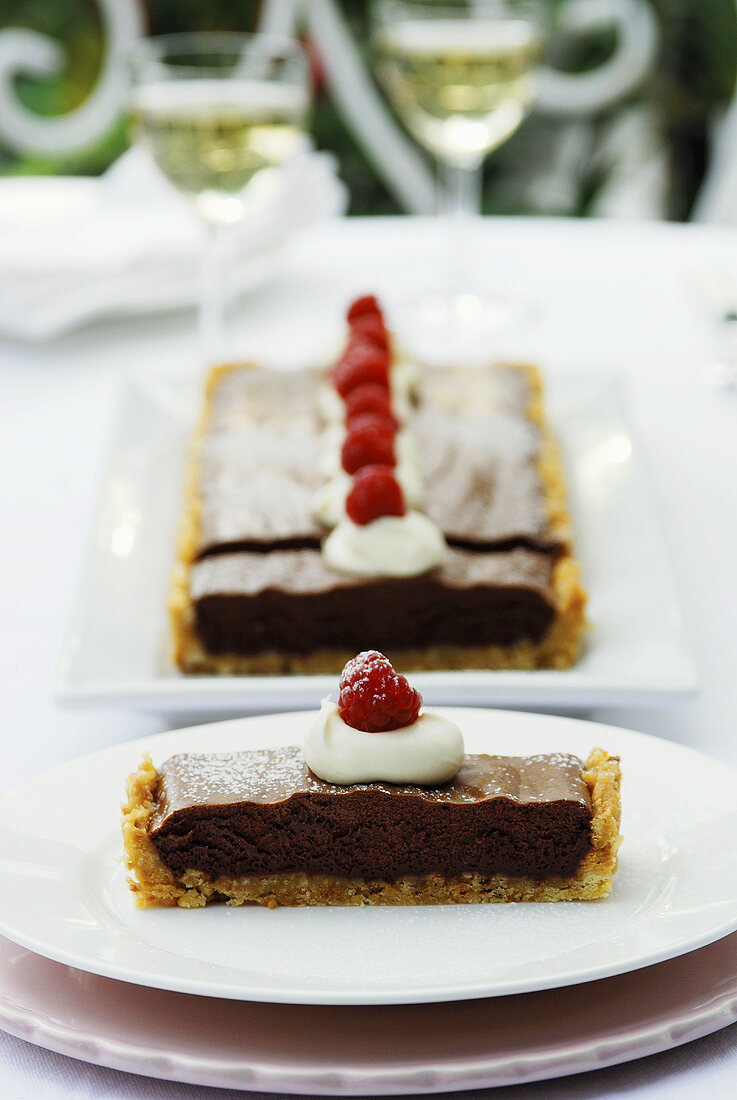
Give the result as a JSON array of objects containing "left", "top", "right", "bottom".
[{"left": 2, "top": 932, "right": 737, "bottom": 1093}]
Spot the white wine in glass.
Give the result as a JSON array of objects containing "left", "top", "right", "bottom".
[
  {"left": 377, "top": 17, "right": 540, "bottom": 163},
  {"left": 128, "top": 34, "right": 309, "bottom": 358},
  {"left": 374, "top": 1, "right": 544, "bottom": 343},
  {"left": 130, "top": 79, "right": 308, "bottom": 222}
]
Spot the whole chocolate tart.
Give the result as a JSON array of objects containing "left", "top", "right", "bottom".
[
  {"left": 169, "top": 359, "right": 586, "bottom": 674},
  {"left": 122, "top": 745, "right": 621, "bottom": 908}
]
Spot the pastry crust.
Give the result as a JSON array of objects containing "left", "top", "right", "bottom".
[
  {"left": 169, "top": 361, "right": 587, "bottom": 674},
  {"left": 122, "top": 748, "right": 621, "bottom": 909}
]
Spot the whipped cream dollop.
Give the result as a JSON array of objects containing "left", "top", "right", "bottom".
[
  {"left": 304, "top": 700, "right": 465, "bottom": 785},
  {"left": 323, "top": 510, "right": 446, "bottom": 576}
]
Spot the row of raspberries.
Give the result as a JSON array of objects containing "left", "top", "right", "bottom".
[
  {"left": 331, "top": 296, "right": 406, "bottom": 526},
  {"left": 332, "top": 305, "right": 424, "bottom": 730}
]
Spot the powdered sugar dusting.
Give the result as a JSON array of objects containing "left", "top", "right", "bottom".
[{"left": 152, "top": 747, "right": 590, "bottom": 828}]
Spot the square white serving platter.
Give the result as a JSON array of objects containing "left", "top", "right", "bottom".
[{"left": 56, "top": 368, "right": 696, "bottom": 718}]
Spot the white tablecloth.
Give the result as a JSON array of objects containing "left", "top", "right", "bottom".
[{"left": 1, "top": 216, "right": 736, "bottom": 1098}]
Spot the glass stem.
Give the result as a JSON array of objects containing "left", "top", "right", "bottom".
[
  {"left": 199, "top": 218, "right": 228, "bottom": 365},
  {"left": 441, "top": 157, "right": 483, "bottom": 296}
]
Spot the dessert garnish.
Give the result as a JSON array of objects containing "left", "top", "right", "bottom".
[
  {"left": 338, "top": 649, "right": 421, "bottom": 731},
  {"left": 317, "top": 296, "right": 411, "bottom": 429},
  {"left": 322, "top": 504, "right": 446, "bottom": 576},
  {"left": 347, "top": 294, "right": 382, "bottom": 323},
  {"left": 346, "top": 465, "right": 406, "bottom": 526},
  {"left": 341, "top": 413, "right": 397, "bottom": 474},
  {"left": 344, "top": 383, "right": 399, "bottom": 427},
  {"left": 311, "top": 461, "right": 424, "bottom": 528},
  {"left": 350, "top": 312, "right": 389, "bottom": 352},
  {"left": 303, "top": 651, "right": 465, "bottom": 784},
  {"left": 318, "top": 366, "right": 413, "bottom": 426},
  {"left": 332, "top": 342, "right": 390, "bottom": 397},
  {"left": 315, "top": 295, "right": 442, "bottom": 573}
]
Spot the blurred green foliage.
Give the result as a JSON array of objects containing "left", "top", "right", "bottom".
[{"left": 0, "top": 0, "right": 735, "bottom": 216}]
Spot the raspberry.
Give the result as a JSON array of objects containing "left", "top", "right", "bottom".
[
  {"left": 344, "top": 384, "right": 398, "bottom": 428},
  {"left": 338, "top": 650, "right": 423, "bottom": 732},
  {"left": 341, "top": 414, "right": 396, "bottom": 474},
  {"left": 332, "top": 341, "right": 390, "bottom": 398},
  {"left": 350, "top": 313, "right": 389, "bottom": 353},
  {"left": 346, "top": 465, "right": 406, "bottom": 525},
  {"left": 347, "top": 295, "right": 382, "bottom": 324}
]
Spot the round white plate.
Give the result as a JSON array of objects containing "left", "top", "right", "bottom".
[
  {"left": 0, "top": 709, "right": 735, "bottom": 1006},
  {"left": 2, "top": 931, "right": 737, "bottom": 1093}
]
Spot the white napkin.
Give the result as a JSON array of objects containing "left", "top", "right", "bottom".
[{"left": 0, "top": 146, "right": 346, "bottom": 340}]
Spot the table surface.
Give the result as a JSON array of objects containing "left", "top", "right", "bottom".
[{"left": 2, "top": 215, "right": 737, "bottom": 1099}]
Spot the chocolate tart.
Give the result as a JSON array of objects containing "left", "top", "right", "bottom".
[
  {"left": 122, "top": 746, "right": 620, "bottom": 908},
  {"left": 169, "top": 361, "right": 586, "bottom": 674}
]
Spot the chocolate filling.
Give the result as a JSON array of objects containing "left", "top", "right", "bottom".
[
  {"left": 190, "top": 547, "right": 556, "bottom": 656},
  {"left": 150, "top": 748, "right": 593, "bottom": 883}
]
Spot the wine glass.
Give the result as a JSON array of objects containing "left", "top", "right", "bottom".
[
  {"left": 128, "top": 33, "right": 310, "bottom": 362},
  {"left": 373, "top": 0, "right": 544, "bottom": 345}
]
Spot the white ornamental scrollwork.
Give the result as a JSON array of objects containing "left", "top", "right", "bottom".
[
  {"left": 536, "top": 0, "right": 659, "bottom": 117},
  {"left": 0, "top": 0, "right": 144, "bottom": 156},
  {"left": 0, "top": 0, "right": 659, "bottom": 214}
]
